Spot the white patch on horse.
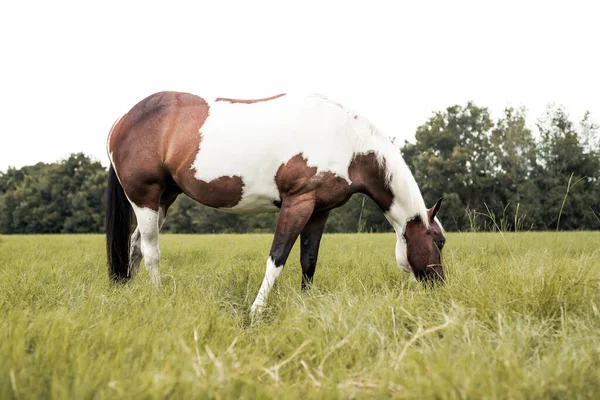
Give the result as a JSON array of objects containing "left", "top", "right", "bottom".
[
  {"left": 435, "top": 216, "right": 445, "bottom": 233},
  {"left": 385, "top": 204, "right": 411, "bottom": 273},
  {"left": 191, "top": 93, "right": 391, "bottom": 213},
  {"left": 130, "top": 203, "right": 162, "bottom": 287},
  {"left": 250, "top": 257, "right": 282, "bottom": 314},
  {"left": 129, "top": 207, "right": 167, "bottom": 278}
]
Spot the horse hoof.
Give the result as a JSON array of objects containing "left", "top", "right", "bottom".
[{"left": 250, "top": 304, "right": 264, "bottom": 318}]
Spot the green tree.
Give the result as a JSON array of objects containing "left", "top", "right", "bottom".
[
  {"left": 0, "top": 154, "right": 107, "bottom": 233},
  {"left": 488, "top": 107, "right": 539, "bottom": 230},
  {"left": 402, "top": 102, "right": 494, "bottom": 231},
  {"left": 534, "top": 106, "right": 600, "bottom": 230}
]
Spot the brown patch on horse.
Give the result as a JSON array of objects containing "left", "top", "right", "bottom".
[
  {"left": 108, "top": 91, "right": 245, "bottom": 210},
  {"left": 162, "top": 95, "right": 244, "bottom": 209},
  {"left": 349, "top": 153, "right": 394, "bottom": 211},
  {"left": 108, "top": 91, "right": 187, "bottom": 210},
  {"left": 215, "top": 93, "right": 286, "bottom": 104},
  {"left": 273, "top": 152, "right": 394, "bottom": 213},
  {"left": 275, "top": 154, "right": 318, "bottom": 196},
  {"left": 181, "top": 175, "right": 244, "bottom": 209},
  {"left": 404, "top": 201, "right": 446, "bottom": 282}
]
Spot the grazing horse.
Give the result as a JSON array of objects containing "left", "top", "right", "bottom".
[{"left": 105, "top": 92, "right": 446, "bottom": 314}]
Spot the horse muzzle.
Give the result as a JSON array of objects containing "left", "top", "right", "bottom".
[{"left": 414, "top": 263, "right": 445, "bottom": 285}]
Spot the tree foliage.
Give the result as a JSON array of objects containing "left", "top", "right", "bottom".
[
  {"left": 0, "top": 154, "right": 106, "bottom": 233},
  {"left": 402, "top": 104, "right": 600, "bottom": 231}
]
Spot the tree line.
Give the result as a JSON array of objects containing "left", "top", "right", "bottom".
[{"left": 1, "top": 103, "right": 598, "bottom": 234}]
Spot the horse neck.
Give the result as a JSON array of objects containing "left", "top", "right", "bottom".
[{"left": 359, "top": 140, "right": 429, "bottom": 234}]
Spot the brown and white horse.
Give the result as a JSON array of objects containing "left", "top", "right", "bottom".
[{"left": 105, "top": 92, "right": 446, "bottom": 314}]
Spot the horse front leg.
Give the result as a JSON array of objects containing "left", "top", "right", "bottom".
[
  {"left": 300, "top": 210, "right": 329, "bottom": 291},
  {"left": 250, "top": 195, "right": 315, "bottom": 315}
]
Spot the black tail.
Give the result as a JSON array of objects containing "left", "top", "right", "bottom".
[{"left": 105, "top": 165, "right": 132, "bottom": 282}]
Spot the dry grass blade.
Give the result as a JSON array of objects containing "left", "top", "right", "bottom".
[
  {"left": 318, "top": 326, "right": 360, "bottom": 375},
  {"left": 264, "top": 340, "right": 312, "bottom": 383},
  {"left": 10, "top": 370, "right": 18, "bottom": 396},
  {"left": 300, "top": 360, "right": 321, "bottom": 387},
  {"left": 394, "top": 315, "right": 453, "bottom": 370}
]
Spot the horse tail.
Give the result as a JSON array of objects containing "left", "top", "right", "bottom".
[{"left": 105, "top": 164, "right": 132, "bottom": 282}]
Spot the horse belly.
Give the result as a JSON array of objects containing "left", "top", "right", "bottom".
[
  {"left": 189, "top": 149, "right": 283, "bottom": 214},
  {"left": 220, "top": 184, "right": 280, "bottom": 213}
]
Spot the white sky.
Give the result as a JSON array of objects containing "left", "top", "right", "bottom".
[{"left": 1, "top": 0, "right": 598, "bottom": 172}]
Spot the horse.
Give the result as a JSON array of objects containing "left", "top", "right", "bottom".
[{"left": 105, "top": 92, "right": 446, "bottom": 314}]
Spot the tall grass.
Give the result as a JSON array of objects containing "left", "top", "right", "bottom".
[{"left": 1, "top": 232, "right": 599, "bottom": 399}]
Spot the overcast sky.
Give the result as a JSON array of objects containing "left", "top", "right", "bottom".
[{"left": 1, "top": 0, "right": 598, "bottom": 172}]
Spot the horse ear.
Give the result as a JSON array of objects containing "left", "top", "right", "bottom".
[{"left": 428, "top": 197, "right": 443, "bottom": 220}]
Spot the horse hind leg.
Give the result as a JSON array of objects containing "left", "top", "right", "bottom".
[
  {"left": 121, "top": 179, "right": 162, "bottom": 287},
  {"left": 129, "top": 187, "right": 180, "bottom": 283},
  {"left": 128, "top": 207, "right": 166, "bottom": 279},
  {"left": 129, "top": 201, "right": 161, "bottom": 287}
]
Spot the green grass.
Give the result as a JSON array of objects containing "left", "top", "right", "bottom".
[{"left": 1, "top": 231, "right": 600, "bottom": 399}]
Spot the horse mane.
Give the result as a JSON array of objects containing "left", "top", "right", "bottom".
[
  {"left": 308, "top": 93, "right": 429, "bottom": 226},
  {"left": 370, "top": 125, "right": 430, "bottom": 227}
]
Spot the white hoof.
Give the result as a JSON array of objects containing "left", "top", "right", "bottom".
[
  {"left": 151, "top": 274, "right": 162, "bottom": 288},
  {"left": 250, "top": 301, "right": 264, "bottom": 317}
]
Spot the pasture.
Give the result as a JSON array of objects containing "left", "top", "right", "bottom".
[{"left": 1, "top": 231, "right": 599, "bottom": 399}]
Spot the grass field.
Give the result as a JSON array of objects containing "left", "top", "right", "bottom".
[{"left": 1, "top": 231, "right": 600, "bottom": 399}]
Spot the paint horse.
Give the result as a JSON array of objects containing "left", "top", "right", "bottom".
[{"left": 105, "top": 92, "right": 446, "bottom": 314}]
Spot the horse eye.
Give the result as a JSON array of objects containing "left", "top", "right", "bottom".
[
  {"left": 436, "top": 239, "right": 446, "bottom": 249},
  {"left": 426, "top": 229, "right": 432, "bottom": 235}
]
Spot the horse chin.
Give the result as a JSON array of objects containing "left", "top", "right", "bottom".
[{"left": 414, "top": 265, "right": 445, "bottom": 286}]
